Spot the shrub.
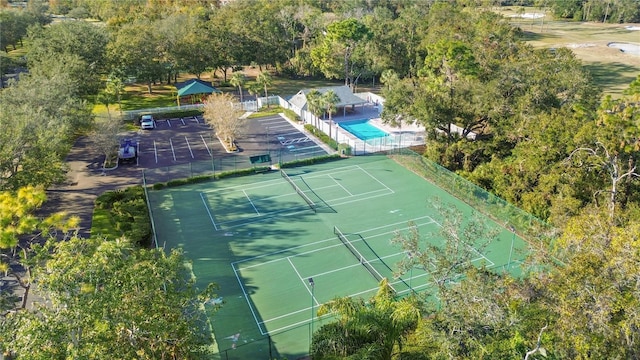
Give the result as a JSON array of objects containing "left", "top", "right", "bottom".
[
  {"left": 92, "top": 186, "right": 151, "bottom": 248},
  {"left": 280, "top": 154, "right": 342, "bottom": 168},
  {"left": 304, "top": 124, "right": 339, "bottom": 150}
]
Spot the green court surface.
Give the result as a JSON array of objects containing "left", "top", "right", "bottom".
[{"left": 147, "top": 155, "right": 528, "bottom": 359}]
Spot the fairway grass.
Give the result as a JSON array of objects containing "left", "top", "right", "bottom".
[{"left": 498, "top": 8, "right": 640, "bottom": 97}]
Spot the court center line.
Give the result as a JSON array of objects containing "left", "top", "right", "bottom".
[
  {"left": 286, "top": 257, "right": 318, "bottom": 305},
  {"left": 243, "top": 190, "right": 260, "bottom": 215},
  {"left": 356, "top": 165, "right": 395, "bottom": 193},
  {"left": 327, "top": 174, "right": 353, "bottom": 196},
  {"left": 201, "top": 134, "right": 211, "bottom": 156},
  {"left": 185, "top": 136, "right": 194, "bottom": 158},
  {"left": 199, "top": 192, "right": 219, "bottom": 231}
]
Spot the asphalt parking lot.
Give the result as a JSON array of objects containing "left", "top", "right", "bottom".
[{"left": 114, "top": 113, "right": 330, "bottom": 177}]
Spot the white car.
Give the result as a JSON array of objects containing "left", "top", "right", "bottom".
[{"left": 140, "top": 115, "right": 155, "bottom": 129}]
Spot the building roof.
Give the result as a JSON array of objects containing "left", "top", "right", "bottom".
[
  {"left": 289, "top": 85, "right": 367, "bottom": 111},
  {"left": 175, "top": 79, "right": 221, "bottom": 97}
]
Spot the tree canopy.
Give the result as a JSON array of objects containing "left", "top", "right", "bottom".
[{"left": 2, "top": 1, "right": 640, "bottom": 358}]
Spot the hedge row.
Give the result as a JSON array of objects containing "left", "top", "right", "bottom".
[{"left": 304, "top": 124, "right": 339, "bottom": 150}]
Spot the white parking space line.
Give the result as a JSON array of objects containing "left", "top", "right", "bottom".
[
  {"left": 278, "top": 131, "right": 302, "bottom": 137},
  {"left": 181, "top": 118, "right": 186, "bottom": 126},
  {"left": 201, "top": 135, "right": 212, "bottom": 156},
  {"left": 169, "top": 138, "right": 177, "bottom": 162},
  {"left": 266, "top": 124, "right": 291, "bottom": 130},
  {"left": 153, "top": 140, "right": 158, "bottom": 163},
  {"left": 192, "top": 116, "right": 200, "bottom": 124},
  {"left": 185, "top": 136, "right": 194, "bottom": 158},
  {"left": 166, "top": 119, "right": 171, "bottom": 127}
]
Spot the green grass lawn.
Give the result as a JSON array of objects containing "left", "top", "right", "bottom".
[{"left": 496, "top": 7, "right": 640, "bottom": 97}]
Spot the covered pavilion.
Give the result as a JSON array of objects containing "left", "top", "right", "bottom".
[
  {"left": 288, "top": 85, "right": 368, "bottom": 118},
  {"left": 175, "top": 79, "right": 221, "bottom": 106}
]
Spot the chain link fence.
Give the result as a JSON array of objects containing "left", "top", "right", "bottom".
[{"left": 387, "top": 149, "right": 554, "bottom": 239}]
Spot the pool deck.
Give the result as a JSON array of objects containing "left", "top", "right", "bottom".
[
  {"left": 328, "top": 104, "right": 426, "bottom": 135},
  {"left": 318, "top": 103, "right": 426, "bottom": 153}
]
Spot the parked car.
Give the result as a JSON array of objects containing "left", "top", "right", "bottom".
[
  {"left": 118, "top": 138, "right": 137, "bottom": 164},
  {"left": 140, "top": 114, "right": 155, "bottom": 129}
]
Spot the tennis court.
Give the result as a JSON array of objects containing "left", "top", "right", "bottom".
[{"left": 147, "top": 155, "right": 529, "bottom": 359}]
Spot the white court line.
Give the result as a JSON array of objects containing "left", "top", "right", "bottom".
[
  {"left": 328, "top": 174, "right": 353, "bottom": 196},
  {"left": 253, "top": 221, "right": 444, "bottom": 332},
  {"left": 219, "top": 207, "right": 311, "bottom": 231},
  {"left": 356, "top": 165, "right": 395, "bottom": 193},
  {"left": 199, "top": 192, "right": 218, "bottom": 231},
  {"left": 243, "top": 190, "right": 260, "bottom": 215},
  {"left": 218, "top": 185, "right": 393, "bottom": 231},
  {"left": 200, "top": 135, "right": 211, "bottom": 156},
  {"left": 235, "top": 217, "right": 436, "bottom": 268},
  {"left": 208, "top": 189, "right": 315, "bottom": 229},
  {"left": 286, "top": 257, "right": 318, "bottom": 305},
  {"left": 470, "top": 247, "right": 495, "bottom": 267},
  {"left": 185, "top": 136, "right": 194, "bottom": 158},
  {"left": 260, "top": 284, "right": 382, "bottom": 333},
  {"left": 299, "top": 165, "right": 362, "bottom": 179},
  {"left": 237, "top": 216, "right": 496, "bottom": 333},
  {"left": 169, "top": 138, "right": 177, "bottom": 162},
  {"left": 327, "top": 190, "right": 394, "bottom": 208},
  {"left": 232, "top": 263, "right": 266, "bottom": 335},
  {"left": 201, "top": 177, "right": 286, "bottom": 194},
  {"left": 199, "top": 165, "right": 362, "bottom": 195}
]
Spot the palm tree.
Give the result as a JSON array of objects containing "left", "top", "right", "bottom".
[
  {"left": 306, "top": 90, "right": 323, "bottom": 127},
  {"left": 229, "top": 72, "right": 246, "bottom": 103},
  {"left": 312, "top": 280, "right": 421, "bottom": 359},
  {"left": 322, "top": 90, "right": 340, "bottom": 140},
  {"left": 256, "top": 71, "right": 273, "bottom": 108},
  {"left": 246, "top": 82, "right": 262, "bottom": 111}
]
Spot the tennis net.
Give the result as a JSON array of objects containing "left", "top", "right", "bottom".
[
  {"left": 334, "top": 226, "right": 392, "bottom": 290},
  {"left": 280, "top": 169, "right": 316, "bottom": 213}
]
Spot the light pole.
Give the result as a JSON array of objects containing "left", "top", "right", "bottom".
[
  {"left": 308, "top": 277, "right": 315, "bottom": 351},
  {"left": 507, "top": 225, "right": 516, "bottom": 272}
]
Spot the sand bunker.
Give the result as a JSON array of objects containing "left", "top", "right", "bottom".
[
  {"left": 508, "top": 13, "right": 544, "bottom": 19},
  {"left": 608, "top": 42, "right": 640, "bottom": 56}
]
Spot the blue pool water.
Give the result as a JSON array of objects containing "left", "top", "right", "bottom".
[{"left": 338, "top": 119, "right": 389, "bottom": 140}]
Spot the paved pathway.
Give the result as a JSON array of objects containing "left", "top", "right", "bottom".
[{"left": 39, "top": 137, "right": 142, "bottom": 238}]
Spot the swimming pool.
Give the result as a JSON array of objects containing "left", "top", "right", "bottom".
[{"left": 338, "top": 119, "right": 389, "bottom": 140}]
